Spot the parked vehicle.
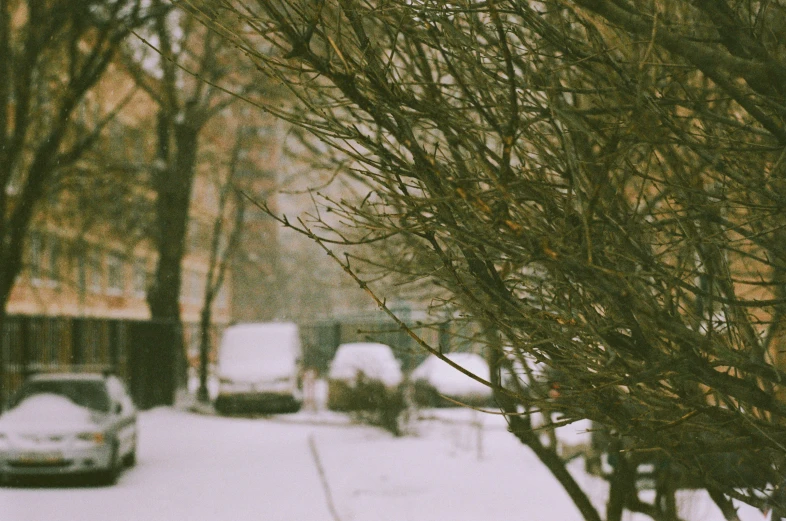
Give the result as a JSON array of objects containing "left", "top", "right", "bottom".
[
  {"left": 214, "top": 322, "right": 303, "bottom": 414},
  {"left": 327, "top": 342, "right": 403, "bottom": 412},
  {"left": 0, "top": 372, "right": 137, "bottom": 485},
  {"left": 411, "top": 352, "right": 493, "bottom": 407}
]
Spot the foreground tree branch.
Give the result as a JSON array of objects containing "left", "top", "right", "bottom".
[{"left": 185, "top": 0, "right": 786, "bottom": 518}]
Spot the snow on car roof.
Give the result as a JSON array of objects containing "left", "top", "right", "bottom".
[
  {"left": 411, "top": 352, "right": 491, "bottom": 398},
  {"left": 217, "top": 322, "right": 301, "bottom": 380},
  {"left": 328, "top": 342, "right": 403, "bottom": 386},
  {"left": 223, "top": 321, "right": 299, "bottom": 337},
  {"left": 13, "top": 374, "right": 113, "bottom": 412},
  {"left": 27, "top": 372, "right": 106, "bottom": 381},
  {"left": 0, "top": 393, "right": 96, "bottom": 426}
]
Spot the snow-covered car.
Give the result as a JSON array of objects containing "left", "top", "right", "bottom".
[
  {"left": 327, "top": 342, "right": 403, "bottom": 411},
  {"left": 411, "top": 352, "right": 493, "bottom": 407},
  {"left": 214, "top": 322, "right": 303, "bottom": 414},
  {"left": 0, "top": 372, "right": 137, "bottom": 485}
]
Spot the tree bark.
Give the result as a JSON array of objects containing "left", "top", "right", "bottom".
[{"left": 147, "top": 116, "right": 200, "bottom": 406}]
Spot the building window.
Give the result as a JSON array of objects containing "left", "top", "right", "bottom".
[
  {"left": 89, "top": 251, "right": 103, "bottom": 294},
  {"left": 216, "top": 283, "right": 228, "bottom": 309},
  {"left": 132, "top": 259, "right": 147, "bottom": 298},
  {"left": 76, "top": 252, "right": 87, "bottom": 294},
  {"left": 47, "top": 237, "right": 60, "bottom": 287},
  {"left": 218, "top": 232, "right": 229, "bottom": 256},
  {"left": 29, "top": 233, "right": 43, "bottom": 284},
  {"left": 190, "top": 270, "right": 202, "bottom": 303},
  {"left": 188, "top": 221, "right": 203, "bottom": 252},
  {"left": 107, "top": 254, "right": 124, "bottom": 295},
  {"left": 181, "top": 270, "right": 202, "bottom": 304}
]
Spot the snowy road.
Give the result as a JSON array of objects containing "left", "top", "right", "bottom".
[
  {"left": 0, "top": 406, "right": 768, "bottom": 521},
  {"left": 1, "top": 408, "right": 337, "bottom": 521}
]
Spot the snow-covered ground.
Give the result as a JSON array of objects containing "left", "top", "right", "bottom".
[
  {"left": 311, "top": 407, "right": 766, "bottom": 521},
  {"left": 0, "top": 401, "right": 769, "bottom": 521}
]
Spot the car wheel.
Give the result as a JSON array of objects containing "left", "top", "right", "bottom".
[
  {"left": 279, "top": 400, "right": 302, "bottom": 414},
  {"left": 123, "top": 445, "right": 137, "bottom": 468},
  {"left": 97, "top": 444, "right": 120, "bottom": 486}
]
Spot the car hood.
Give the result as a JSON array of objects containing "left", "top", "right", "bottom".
[{"left": 0, "top": 394, "right": 104, "bottom": 433}]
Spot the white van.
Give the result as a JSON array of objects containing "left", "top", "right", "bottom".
[{"left": 214, "top": 322, "right": 303, "bottom": 414}]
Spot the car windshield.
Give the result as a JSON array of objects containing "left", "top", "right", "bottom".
[{"left": 10, "top": 379, "right": 111, "bottom": 413}]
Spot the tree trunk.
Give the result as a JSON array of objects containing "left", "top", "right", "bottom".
[
  {"left": 509, "top": 415, "right": 604, "bottom": 521},
  {"left": 0, "top": 130, "right": 66, "bottom": 408},
  {"left": 605, "top": 440, "right": 634, "bottom": 521},
  {"left": 197, "top": 304, "right": 212, "bottom": 403},
  {"left": 147, "top": 118, "right": 200, "bottom": 407},
  {"left": 707, "top": 487, "right": 742, "bottom": 521}
]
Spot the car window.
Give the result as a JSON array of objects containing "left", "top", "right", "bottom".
[
  {"left": 11, "top": 380, "right": 112, "bottom": 413},
  {"left": 106, "top": 376, "right": 136, "bottom": 413}
]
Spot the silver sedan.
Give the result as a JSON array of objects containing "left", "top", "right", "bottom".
[{"left": 0, "top": 372, "right": 137, "bottom": 485}]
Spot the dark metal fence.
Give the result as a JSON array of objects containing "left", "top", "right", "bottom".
[
  {"left": 299, "top": 316, "right": 448, "bottom": 375},
  {"left": 0, "top": 315, "right": 215, "bottom": 410},
  {"left": 1, "top": 314, "right": 461, "bottom": 408}
]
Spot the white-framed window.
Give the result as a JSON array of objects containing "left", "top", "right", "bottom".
[
  {"left": 188, "top": 220, "right": 203, "bottom": 252},
  {"left": 76, "top": 251, "right": 87, "bottom": 294},
  {"left": 88, "top": 251, "right": 103, "bottom": 294},
  {"left": 132, "top": 259, "right": 147, "bottom": 298},
  {"left": 106, "top": 253, "right": 124, "bottom": 295},
  {"left": 216, "top": 283, "right": 228, "bottom": 309},
  {"left": 180, "top": 270, "right": 203, "bottom": 304},
  {"left": 47, "top": 236, "right": 60, "bottom": 287},
  {"left": 218, "top": 232, "right": 229, "bottom": 256},
  {"left": 29, "top": 232, "right": 43, "bottom": 285},
  {"left": 189, "top": 270, "right": 202, "bottom": 303}
]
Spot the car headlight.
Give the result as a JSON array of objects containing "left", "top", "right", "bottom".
[{"left": 76, "top": 432, "right": 105, "bottom": 445}]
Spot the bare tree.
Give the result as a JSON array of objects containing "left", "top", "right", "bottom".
[
  {"left": 195, "top": 125, "right": 247, "bottom": 403},
  {"left": 122, "top": 2, "right": 260, "bottom": 405},
  {"left": 185, "top": 1, "right": 786, "bottom": 519},
  {"left": 0, "top": 0, "right": 150, "bottom": 407}
]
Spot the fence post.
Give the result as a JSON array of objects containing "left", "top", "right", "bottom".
[
  {"left": 0, "top": 316, "right": 6, "bottom": 410},
  {"left": 71, "top": 318, "right": 83, "bottom": 366},
  {"left": 20, "top": 317, "right": 30, "bottom": 378},
  {"left": 108, "top": 319, "right": 119, "bottom": 372}
]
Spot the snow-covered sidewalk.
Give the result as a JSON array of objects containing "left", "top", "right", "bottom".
[
  {"left": 2, "top": 403, "right": 769, "bottom": 521},
  {"left": 174, "top": 383, "right": 770, "bottom": 521},
  {"left": 303, "top": 406, "right": 767, "bottom": 521}
]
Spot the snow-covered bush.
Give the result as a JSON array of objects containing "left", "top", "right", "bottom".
[
  {"left": 327, "top": 342, "right": 403, "bottom": 387},
  {"left": 327, "top": 342, "right": 406, "bottom": 435}
]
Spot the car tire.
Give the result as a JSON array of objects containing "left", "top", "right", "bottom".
[
  {"left": 281, "top": 400, "right": 302, "bottom": 414},
  {"left": 214, "top": 397, "right": 228, "bottom": 415},
  {"left": 123, "top": 445, "right": 137, "bottom": 468},
  {"left": 97, "top": 444, "right": 120, "bottom": 486}
]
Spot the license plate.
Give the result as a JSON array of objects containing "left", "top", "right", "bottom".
[{"left": 18, "top": 452, "right": 63, "bottom": 464}]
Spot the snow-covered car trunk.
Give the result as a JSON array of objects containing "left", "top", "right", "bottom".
[
  {"left": 215, "top": 322, "right": 304, "bottom": 414},
  {"left": 326, "top": 343, "right": 404, "bottom": 418},
  {"left": 410, "top": 353, "right": 493, "bottom": 408}
]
